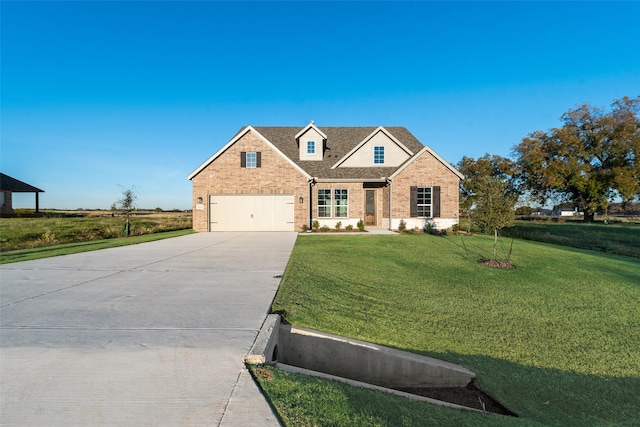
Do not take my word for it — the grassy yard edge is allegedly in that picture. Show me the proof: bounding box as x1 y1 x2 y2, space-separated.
0 229 194 264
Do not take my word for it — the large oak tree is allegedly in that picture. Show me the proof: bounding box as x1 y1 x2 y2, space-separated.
514 96 640 222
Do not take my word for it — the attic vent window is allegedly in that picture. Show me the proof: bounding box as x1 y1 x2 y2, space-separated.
374 146 385 164
307 141 315 154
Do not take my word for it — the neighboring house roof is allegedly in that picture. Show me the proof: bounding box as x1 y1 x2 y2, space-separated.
189 124 462 181
0 173 44 193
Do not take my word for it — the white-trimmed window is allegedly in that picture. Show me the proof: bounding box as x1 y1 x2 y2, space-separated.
417 187 432 217
318 189 331 218
334 189 348 218
307 141 315 154
246 152 257 168
374 146 385 164
241 151 261 168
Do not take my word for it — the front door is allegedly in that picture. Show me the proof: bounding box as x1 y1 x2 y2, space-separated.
365 190 376 226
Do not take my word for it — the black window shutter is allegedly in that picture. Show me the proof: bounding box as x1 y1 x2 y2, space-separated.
240 152 246 168
410 186 417 217
256 152 261 168
433 186 441 218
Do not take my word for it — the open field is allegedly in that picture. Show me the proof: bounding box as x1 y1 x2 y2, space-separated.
261 234 640 426
0 210 192 252
503 220 640 258
0 229 194 264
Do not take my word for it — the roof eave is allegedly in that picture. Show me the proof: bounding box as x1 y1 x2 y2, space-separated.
389 146 464 180
188 126 312 181
331 126 414 169
294 120 328 141
314 177 388 183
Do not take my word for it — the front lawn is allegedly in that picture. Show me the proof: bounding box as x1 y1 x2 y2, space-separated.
262 234 640 426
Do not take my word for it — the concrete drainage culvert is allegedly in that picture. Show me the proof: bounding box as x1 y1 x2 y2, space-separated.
247 314 517 417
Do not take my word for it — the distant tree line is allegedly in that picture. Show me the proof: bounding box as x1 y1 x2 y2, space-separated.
458 96 640 232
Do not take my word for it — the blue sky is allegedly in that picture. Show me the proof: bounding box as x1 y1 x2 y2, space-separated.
2 1 639 210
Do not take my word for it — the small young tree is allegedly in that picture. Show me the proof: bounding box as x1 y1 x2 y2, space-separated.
458 155 518 260
473 176 517 260
116 186 137 236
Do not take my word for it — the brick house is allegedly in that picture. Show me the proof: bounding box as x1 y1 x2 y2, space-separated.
188 121 463 232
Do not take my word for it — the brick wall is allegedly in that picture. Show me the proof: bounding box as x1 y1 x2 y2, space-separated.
190 131 309 231
391 151 460 229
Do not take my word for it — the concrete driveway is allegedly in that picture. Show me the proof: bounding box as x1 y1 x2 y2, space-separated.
1 232 296 426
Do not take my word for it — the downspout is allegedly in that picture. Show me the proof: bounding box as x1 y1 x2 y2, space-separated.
206 192 211 232
386 178 392 231
308 178 315 230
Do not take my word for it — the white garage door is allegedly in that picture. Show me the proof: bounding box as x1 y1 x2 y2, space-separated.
209 195 295 231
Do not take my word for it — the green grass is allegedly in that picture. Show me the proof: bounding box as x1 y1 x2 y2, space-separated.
0 210 192 252
262 234 640 426
0 229 194 264
502 221 640 258
251 365 531 427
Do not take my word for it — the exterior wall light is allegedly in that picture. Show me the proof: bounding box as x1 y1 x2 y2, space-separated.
299 196 304 204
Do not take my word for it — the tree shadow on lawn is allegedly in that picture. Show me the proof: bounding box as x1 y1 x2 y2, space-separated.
404 350 640 426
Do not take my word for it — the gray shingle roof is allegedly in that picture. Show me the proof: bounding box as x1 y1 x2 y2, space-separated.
252 126 424 180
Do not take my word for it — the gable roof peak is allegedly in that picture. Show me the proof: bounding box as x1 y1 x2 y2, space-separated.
295 120 328 141
187 126 311 180
330 126 414 169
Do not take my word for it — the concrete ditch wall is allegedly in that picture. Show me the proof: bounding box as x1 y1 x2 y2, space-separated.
247 314 475 389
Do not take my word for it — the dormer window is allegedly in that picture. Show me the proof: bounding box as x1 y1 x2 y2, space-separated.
296 121 327 161
374 146 385 164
